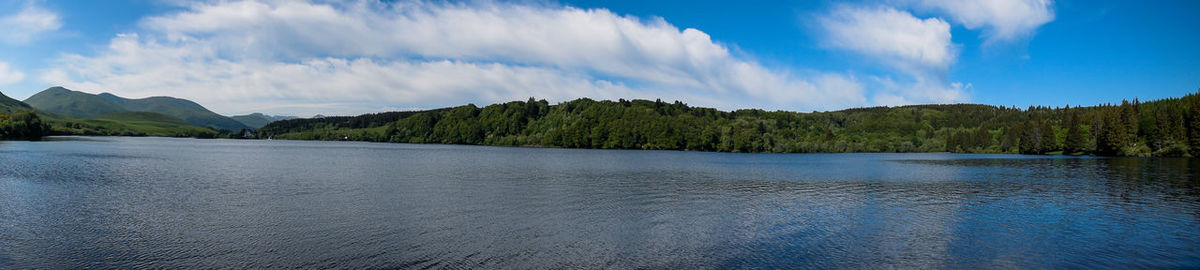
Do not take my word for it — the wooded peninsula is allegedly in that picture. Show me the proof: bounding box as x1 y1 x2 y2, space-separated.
257 91 1200 157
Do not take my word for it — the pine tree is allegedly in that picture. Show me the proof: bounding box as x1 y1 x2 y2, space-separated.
1001 126 1018 152
1064 111 1084 154
1015 115 1053 155
1018 121 1036 154
1039 119 1057 154
1188 96 1200 156
1096 106 1125 156
1120 100 1138 148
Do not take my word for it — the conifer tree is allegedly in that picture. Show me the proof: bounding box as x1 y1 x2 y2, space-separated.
1120 100 1138 147
1064 112 1084 154
1001 126 1017 152
1096 107 1125 156
1018 121 1036 154
1039 119 1056 154
1188 96 1200 156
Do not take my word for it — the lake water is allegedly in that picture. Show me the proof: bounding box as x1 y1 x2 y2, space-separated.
1 137 1198 269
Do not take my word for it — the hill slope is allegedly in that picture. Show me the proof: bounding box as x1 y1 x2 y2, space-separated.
231 113 296 129
0 90 33 113
25 87 248 131
89 111 191 125
23 87 126 117
47 111 218 138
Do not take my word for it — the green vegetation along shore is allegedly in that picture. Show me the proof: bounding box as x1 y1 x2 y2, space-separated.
259 91 1200 157
1 91 49 140
0 110 49 140
6 84 1200 158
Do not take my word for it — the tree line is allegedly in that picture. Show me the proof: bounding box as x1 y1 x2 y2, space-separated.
258 91 1200 157
0 110 50 140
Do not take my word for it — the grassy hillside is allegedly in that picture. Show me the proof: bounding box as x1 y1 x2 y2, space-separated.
259 92 1200 157
23 87 126 117
0 90 33 113
19 87 224 138
25 87 248 131
126 96 247 131
232 113 272 129
231 113 296 129
90 111 191 125
46 111 219 138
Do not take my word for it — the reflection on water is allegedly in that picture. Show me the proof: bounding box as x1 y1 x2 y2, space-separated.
1 137 1198 268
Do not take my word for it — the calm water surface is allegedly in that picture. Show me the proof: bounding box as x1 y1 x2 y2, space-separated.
1 137 1198 268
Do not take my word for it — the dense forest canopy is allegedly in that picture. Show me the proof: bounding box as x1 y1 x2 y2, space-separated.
0 110 50 140
260 92 1200 157
257 109 448 135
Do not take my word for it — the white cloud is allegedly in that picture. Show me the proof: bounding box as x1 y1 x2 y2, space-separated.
0 62 25 85
0 2 62 44
820 6 956 71
911 0 1054 43
43 0 868 115
820 6 967 105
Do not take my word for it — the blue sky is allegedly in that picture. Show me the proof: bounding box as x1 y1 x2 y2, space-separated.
0 0 1196 116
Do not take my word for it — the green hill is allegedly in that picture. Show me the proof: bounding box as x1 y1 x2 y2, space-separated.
1 91 49 140
23 87 126 117
46 111 218 138
89 111 191 125
0 90 33 113
25 87 248 131
231 113 296 129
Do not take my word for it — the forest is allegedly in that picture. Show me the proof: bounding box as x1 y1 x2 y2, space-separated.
259 91 1200 157
0 110 50 140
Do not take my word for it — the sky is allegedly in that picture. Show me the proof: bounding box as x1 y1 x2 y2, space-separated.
0 0 1196 116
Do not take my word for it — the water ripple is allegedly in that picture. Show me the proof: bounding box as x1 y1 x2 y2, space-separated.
1 139 1198 268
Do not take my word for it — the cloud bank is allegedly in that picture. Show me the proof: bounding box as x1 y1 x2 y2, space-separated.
40 0 1055 115
46 0 871 115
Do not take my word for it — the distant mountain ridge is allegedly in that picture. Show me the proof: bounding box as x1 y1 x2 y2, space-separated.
0 90 33 113
231 113 297 129
24 87 248 131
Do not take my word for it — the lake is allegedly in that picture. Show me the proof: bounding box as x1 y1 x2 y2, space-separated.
1 137 1198 268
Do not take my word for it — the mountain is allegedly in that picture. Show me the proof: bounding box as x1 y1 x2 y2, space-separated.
231 113 297 129
0 90 33 113
25 87 248 131
22 87 125 117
